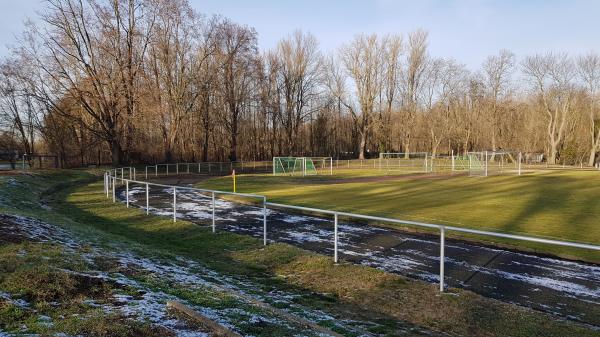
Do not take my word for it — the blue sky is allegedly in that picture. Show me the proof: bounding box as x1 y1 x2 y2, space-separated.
2 0 599 69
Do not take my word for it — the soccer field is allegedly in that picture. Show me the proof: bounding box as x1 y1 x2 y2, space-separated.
199 169 600 262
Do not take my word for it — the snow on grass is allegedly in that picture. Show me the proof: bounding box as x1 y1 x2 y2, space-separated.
2 214 376 337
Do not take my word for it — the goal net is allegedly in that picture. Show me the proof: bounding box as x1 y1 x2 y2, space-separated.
273 157 332 176
379 152 430 172
467 151 522 176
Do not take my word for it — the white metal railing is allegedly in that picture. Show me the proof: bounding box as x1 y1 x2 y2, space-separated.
143 161 273 179
104 168 600 293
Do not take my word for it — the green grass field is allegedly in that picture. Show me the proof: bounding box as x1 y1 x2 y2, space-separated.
199 169 600 262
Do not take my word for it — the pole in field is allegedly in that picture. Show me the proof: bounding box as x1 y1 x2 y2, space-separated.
263 197 267 246
146 183 149 215
232 169 236 193
334 212 339 263
126 180 129 208
485 151 489 177
173 187 177 222
440 226 445 292
212 192 216 233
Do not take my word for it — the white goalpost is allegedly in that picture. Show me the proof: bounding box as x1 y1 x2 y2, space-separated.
467 151 522 177
378 152 431 172
272 157 333 176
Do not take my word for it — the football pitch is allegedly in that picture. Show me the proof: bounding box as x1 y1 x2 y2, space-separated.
198 169 600 262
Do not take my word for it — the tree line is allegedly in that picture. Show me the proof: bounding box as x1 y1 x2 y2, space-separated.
1 0 599 167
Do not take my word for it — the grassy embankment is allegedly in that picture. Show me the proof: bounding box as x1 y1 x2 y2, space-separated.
198 170 600 262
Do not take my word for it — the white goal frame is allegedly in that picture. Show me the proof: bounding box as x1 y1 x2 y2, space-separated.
378 152 430 172
272 157 333 176
467 151 523 177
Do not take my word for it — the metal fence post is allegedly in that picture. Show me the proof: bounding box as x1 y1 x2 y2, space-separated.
263 196 267 246
212 192 216 233
112 177 116 202
155 165 158 177
105 173 109 197
173 187 177 222
440 226 445 292
518 152 522 176
176 163 179 175
334 212 339 263
451 150 455 172
133 168 136 180
125 180 129 208
485 151 489 177
146 183 149 215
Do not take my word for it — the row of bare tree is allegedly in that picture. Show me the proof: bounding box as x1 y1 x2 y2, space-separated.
1 0 599 167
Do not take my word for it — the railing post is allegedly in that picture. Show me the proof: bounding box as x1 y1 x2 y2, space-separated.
103 173 107 195
187 163 190 174
212 192 216 233
145 166 148 180
155 165 158 177
518 152 522 176
176 163 179 175
440 226 445 292
105 173 109 197
451 150 455 172
146 183 149 215
173 187 177 222
334 212 339 263
112 177 116 202
133 168 136 180
125 180 129 208
263 196 267 246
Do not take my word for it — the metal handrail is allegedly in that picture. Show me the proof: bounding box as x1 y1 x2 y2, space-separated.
103 168 600 293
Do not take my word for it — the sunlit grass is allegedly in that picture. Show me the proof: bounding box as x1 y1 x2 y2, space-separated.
199 170 600 262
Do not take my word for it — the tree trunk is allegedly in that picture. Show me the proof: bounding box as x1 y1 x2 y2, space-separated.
549 143 558 165
110 140 123 166
588 150 596 167
358 129 367 160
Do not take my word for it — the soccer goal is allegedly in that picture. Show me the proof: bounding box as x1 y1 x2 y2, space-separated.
467 151 523 176
273 157 333 176
379 152 430 172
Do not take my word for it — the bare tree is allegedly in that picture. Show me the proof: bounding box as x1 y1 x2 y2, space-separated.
577 52 600 166
340 34 385 159
523 53 577 164
214 19 258 162
273 30 322 155
482 50 515 150
400 29 429 156
0 57 39 159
